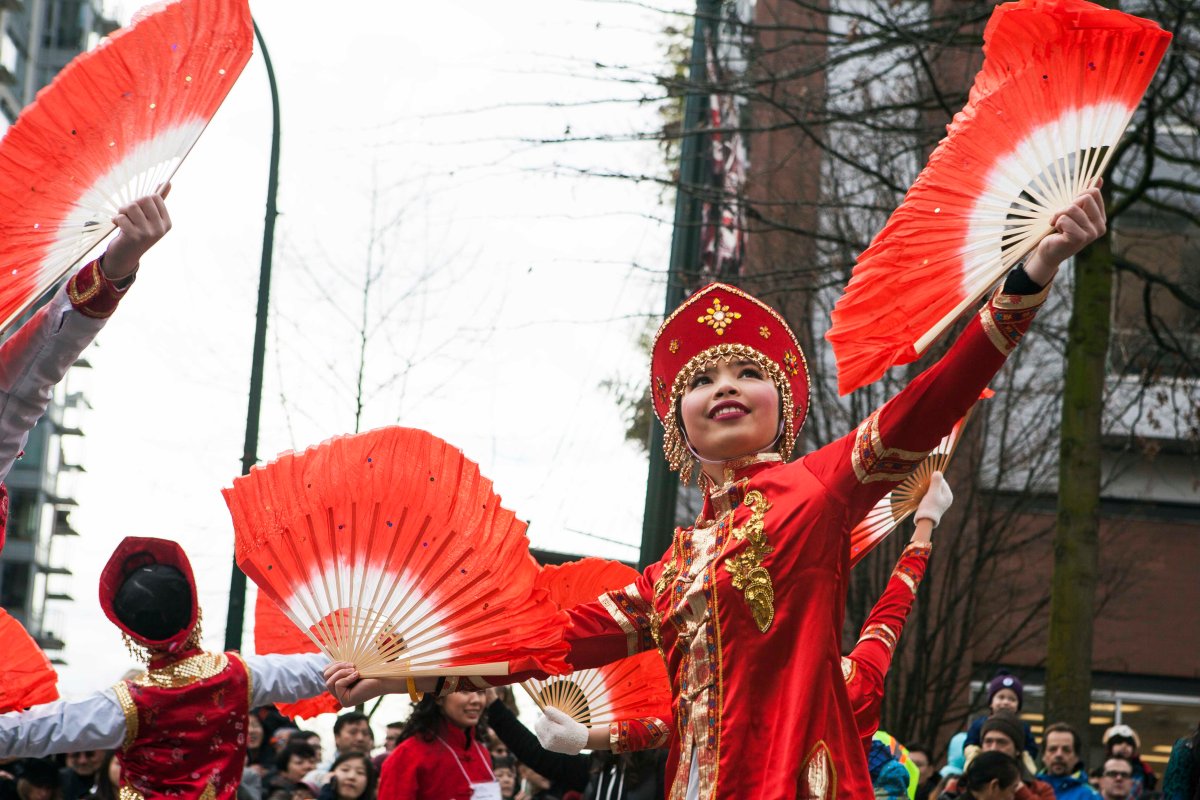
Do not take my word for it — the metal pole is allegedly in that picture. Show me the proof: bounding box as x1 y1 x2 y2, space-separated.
224 19 280 651
639 0 718 568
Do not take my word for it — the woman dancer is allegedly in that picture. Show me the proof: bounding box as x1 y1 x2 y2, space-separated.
328 188 1105 800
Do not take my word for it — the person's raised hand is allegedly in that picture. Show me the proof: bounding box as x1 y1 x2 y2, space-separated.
1024 182 1106 286
534 706 588 754
914 471 953 529
102 184 172 282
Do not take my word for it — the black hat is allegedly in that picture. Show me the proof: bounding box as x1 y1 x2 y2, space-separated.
16 758 60 788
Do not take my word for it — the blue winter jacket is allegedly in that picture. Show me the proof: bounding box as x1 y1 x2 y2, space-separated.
1036 769 1101 800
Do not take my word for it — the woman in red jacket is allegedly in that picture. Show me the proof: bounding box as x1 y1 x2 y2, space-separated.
378 688 499 800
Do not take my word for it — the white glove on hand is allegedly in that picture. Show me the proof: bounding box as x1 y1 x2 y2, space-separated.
534 706 589 755
914 471 953 527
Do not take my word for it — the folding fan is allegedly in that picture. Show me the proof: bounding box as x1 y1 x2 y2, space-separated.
0 608 59 713
848 391 991 566
826 0 1171 395
0 0 252 334
253 590 341 719
523 559 673 727
223 426 570 679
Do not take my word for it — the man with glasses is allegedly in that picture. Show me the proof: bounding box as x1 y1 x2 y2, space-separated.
1098 757 1134 800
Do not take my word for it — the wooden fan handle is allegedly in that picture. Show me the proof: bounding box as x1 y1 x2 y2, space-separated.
357 661 510 678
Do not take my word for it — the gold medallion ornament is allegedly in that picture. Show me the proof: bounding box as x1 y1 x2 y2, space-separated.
723 490 775 632
696 297 741 335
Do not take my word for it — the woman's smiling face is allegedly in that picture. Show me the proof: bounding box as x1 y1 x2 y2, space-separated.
680 358 781 464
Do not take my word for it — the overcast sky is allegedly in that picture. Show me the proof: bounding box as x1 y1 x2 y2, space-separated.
44 0 691 731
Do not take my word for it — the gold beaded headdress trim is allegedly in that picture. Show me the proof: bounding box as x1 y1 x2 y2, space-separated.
663 343 797 485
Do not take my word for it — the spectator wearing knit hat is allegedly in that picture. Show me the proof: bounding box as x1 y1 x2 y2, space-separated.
964 671 1039 763
976 712 1054 800
1102 726 1156 798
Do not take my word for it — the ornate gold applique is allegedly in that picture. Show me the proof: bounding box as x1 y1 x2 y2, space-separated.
653 531 682 597
112 682 138 750
696 296 741 335
133 652 228 689
118 785 144 800
723 490 775 632
199 782 216 800
799 740 836 799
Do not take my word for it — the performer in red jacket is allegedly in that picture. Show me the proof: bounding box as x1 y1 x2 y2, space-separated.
327 188 1105 800
533 473 955 754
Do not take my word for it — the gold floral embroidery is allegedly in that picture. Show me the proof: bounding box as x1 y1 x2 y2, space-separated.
199 782 216 800
118 786 144 800
724 490 775 632
696 297 741 335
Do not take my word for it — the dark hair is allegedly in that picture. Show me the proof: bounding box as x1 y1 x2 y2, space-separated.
113 564 191 640
329 751 377 800
492 755 517 772
1043 722 1082 757
386 721 404 730
93 752 119 800
906 743 932 760
276 742 317 773
400 694 487 743
1103 756 1134 772
962 751 1020 794
334 712 371 737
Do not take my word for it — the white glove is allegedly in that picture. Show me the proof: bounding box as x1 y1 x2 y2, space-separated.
534 706 589 754
914 471 953 527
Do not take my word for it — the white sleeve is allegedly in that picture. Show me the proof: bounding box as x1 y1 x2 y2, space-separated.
244 653 331 707
0 688 127 757
0 284 108 482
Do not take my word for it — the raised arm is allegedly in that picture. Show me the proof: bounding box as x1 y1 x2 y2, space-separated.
806 188 1104 519
0 192 171 484
845 474 951 737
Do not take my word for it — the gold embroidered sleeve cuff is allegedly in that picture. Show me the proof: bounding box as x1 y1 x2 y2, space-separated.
67 258 135 319
599 584 655 656
979 282 1051 355
851 408 931 484
858 623 900 653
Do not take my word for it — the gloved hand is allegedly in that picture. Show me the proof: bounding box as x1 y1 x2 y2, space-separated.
914 471 953 527
534 706 589 754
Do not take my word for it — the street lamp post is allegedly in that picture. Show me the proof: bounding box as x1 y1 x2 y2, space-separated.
224 19 281 651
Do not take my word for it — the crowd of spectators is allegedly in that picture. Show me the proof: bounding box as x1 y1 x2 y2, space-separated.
0 675 1195 800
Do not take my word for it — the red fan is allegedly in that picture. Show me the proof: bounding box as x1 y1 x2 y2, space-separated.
253 590 341 720
0 0 252 334
0 608 59 712
827 0 1171 395
224 426 570 679
848 391 991 565
523 559 672 727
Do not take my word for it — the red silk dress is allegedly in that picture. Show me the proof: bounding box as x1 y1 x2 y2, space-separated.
492 284 1047 799
112 650 253 800
608 542 932 757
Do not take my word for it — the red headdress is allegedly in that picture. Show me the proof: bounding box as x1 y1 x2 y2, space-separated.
650 283 810 482
99 536 200 657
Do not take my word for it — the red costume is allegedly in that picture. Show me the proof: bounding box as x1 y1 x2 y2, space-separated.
450 278 1046 798
604 541 932 753
379 720 496 800
100 537 253 800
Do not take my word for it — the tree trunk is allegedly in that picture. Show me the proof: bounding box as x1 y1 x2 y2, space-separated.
1044 225 1113 754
